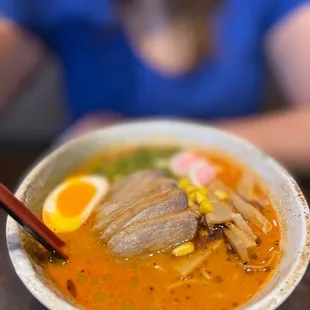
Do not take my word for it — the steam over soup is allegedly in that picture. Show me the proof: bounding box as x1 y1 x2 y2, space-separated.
42 147 281 310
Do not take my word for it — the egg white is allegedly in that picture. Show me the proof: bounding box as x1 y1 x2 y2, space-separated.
43 175 109 233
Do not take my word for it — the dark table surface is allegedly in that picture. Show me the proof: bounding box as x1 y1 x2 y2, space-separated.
1 143 310 310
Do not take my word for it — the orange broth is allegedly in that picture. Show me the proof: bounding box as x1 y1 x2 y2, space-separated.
44 148 281 310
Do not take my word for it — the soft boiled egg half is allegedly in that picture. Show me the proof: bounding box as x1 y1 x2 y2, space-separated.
43 175 109 233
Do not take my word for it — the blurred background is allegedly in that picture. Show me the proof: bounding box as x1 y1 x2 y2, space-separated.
0 1 310 308
0 29 64 145
0 22 284 145
0 27 64 188
0 14 284 187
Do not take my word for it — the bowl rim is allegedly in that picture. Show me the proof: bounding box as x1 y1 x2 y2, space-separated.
5 119 310 310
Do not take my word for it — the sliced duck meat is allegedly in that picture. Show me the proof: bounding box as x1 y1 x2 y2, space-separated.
94 176 177 231
110 169 165 198
98 169 165 217
101 187 188 241
108 209 198 256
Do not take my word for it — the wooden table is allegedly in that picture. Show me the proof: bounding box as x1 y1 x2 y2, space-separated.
0 143 310 309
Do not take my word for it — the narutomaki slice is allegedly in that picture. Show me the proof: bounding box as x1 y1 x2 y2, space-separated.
188 160 216 186
169 151 199 176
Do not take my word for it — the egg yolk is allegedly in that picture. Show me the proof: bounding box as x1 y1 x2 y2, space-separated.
43 175 110 233
57 180 96 217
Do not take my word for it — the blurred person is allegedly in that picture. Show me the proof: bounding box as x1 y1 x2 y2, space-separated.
0 0 310 173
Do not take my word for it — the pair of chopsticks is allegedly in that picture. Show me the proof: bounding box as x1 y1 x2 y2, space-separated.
0 184 68 259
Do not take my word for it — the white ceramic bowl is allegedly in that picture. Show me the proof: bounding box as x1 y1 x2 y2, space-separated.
6 120 310 310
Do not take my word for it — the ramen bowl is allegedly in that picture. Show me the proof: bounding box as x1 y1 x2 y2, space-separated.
6 120 310 310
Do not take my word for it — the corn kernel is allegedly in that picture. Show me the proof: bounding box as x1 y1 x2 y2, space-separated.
214 190 228 201
188 199 195 208
197 187 208 196
199 199 214 214
171 242 195 257
178 178 190 189
195 192 206 204
186 185 195 193
188 192 196 203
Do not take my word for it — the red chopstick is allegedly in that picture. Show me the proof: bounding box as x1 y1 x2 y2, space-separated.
0 183 68 259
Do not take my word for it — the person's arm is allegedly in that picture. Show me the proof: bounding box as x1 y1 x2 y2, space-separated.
0 1 46 114
219 107 310 174
0 19 44 113
217 3 310 175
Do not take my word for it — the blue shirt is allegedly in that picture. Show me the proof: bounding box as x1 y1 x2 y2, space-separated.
0 0 308 122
